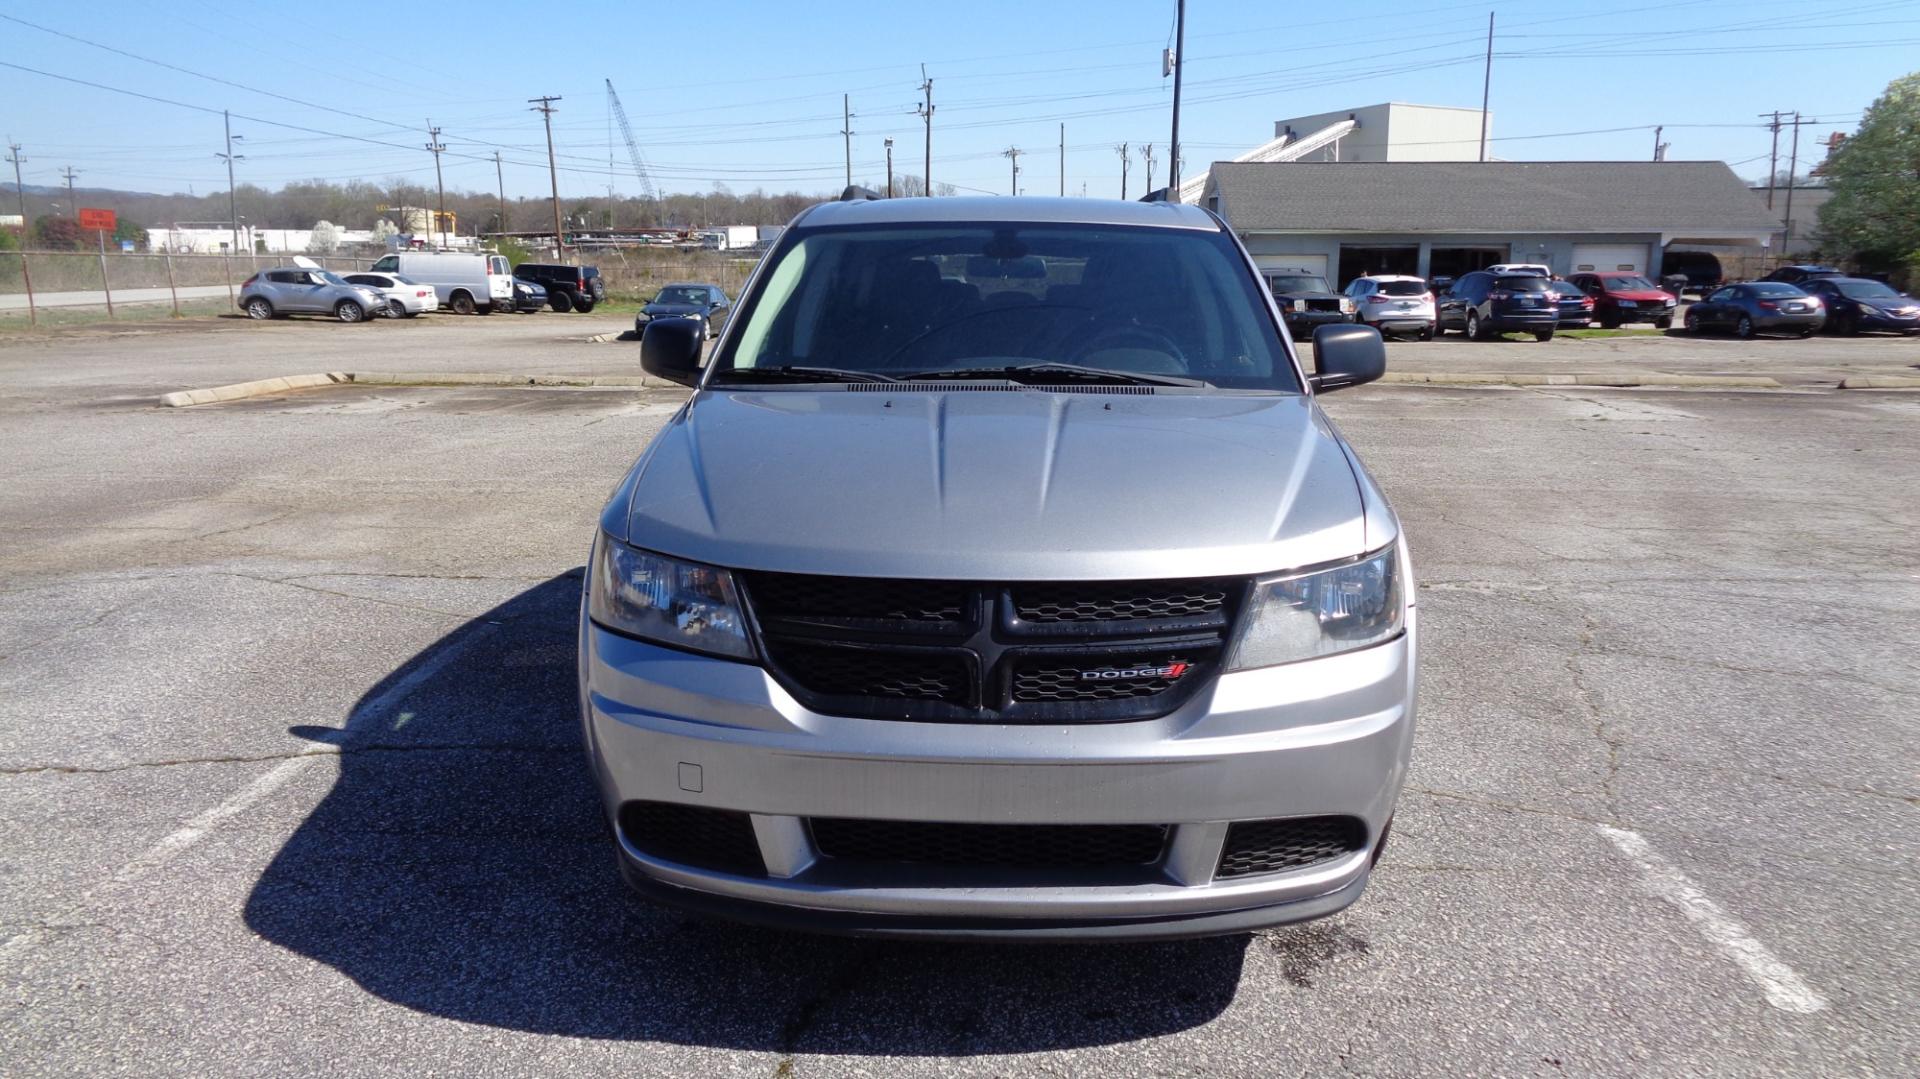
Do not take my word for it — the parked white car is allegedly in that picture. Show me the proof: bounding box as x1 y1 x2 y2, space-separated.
343 272 440 318
1485 263 1551 278
367 251 514 314
1345 275 1437 339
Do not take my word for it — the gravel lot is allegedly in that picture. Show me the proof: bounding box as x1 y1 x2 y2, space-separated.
1 321 1916 1076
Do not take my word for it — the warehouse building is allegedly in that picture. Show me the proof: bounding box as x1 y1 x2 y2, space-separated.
1201 160 1780 287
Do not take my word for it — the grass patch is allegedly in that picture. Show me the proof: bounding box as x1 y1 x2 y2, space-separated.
0 297 232 331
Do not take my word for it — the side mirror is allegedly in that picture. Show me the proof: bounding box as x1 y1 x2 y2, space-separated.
1309 324 1387 393
641 319 705 387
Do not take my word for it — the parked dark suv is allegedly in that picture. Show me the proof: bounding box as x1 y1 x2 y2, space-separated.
1266 270 1354 339
1437 271 1558 341
1760 264 1843 286
512 263 606 312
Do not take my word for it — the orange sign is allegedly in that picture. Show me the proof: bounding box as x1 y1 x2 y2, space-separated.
78 207 116 231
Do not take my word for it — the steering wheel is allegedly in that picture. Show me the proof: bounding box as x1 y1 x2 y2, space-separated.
1066 324 1190 372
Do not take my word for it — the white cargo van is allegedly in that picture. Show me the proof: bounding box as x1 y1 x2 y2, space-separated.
369 252 514 314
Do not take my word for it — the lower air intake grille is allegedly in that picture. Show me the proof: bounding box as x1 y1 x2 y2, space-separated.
810 818 1169 868
776 645 970 703
619 801 766 877
1216 816 1367 878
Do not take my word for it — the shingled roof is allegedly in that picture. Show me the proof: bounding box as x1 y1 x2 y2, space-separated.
1208 161 1778 234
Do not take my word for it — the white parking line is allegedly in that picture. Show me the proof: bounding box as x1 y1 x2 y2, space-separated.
0 626 489 963
1598 825 1829 1014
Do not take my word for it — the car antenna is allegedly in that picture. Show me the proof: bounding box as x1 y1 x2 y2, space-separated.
838 185 882 202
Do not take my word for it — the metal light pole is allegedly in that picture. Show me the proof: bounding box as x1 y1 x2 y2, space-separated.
917 65 934 193
884 138 894 198
217 112 245 253
841 94 854 189
1478 12 1495 162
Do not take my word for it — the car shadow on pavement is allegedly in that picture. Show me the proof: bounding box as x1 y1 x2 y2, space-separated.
244 572 1246 1052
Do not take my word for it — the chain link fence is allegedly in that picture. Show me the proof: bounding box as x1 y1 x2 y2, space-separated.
0 250 375 326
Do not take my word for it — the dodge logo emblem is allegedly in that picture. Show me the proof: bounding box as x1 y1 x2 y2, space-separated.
1079 662 1191 682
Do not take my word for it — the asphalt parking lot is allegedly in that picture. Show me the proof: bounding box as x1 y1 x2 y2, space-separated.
2 320 1917 1075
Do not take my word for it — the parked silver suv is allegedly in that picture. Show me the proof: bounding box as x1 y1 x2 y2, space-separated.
238 267 385 323
582 195 1416 939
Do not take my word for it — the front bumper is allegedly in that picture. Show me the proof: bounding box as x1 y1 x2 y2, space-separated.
1859 309 1920 332
1605 303 1677 324
1283 310 1352 333
580 602 1417 939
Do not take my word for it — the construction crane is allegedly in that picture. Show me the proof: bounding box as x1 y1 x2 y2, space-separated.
605 80 659 213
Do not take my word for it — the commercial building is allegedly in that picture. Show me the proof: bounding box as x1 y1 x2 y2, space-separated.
1202 160 1780 287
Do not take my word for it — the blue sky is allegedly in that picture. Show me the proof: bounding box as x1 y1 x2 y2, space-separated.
3 0 1915 202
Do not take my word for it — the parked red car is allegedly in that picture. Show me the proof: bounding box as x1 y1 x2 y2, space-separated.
1567 271 1679 330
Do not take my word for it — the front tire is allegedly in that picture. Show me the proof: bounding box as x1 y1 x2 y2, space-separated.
450 292 476 316
335 300 366 323
573 297 596 313
549 290 573 313
1834 312 1858 336
1654 316 1672 330
1735 315 1755 339
1534 327 1555 342
244 297 273 320
1684 310 1701 334
1600 313 1621 330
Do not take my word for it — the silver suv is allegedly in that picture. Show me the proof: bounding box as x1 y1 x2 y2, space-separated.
238 267 385 323
582 195 1416 939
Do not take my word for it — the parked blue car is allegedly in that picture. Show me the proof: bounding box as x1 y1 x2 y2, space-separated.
1799 277 1920 336
1683 282 1825 338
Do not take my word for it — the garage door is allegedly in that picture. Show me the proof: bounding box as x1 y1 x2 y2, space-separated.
1253 254 1328 278
1570 244 1650 273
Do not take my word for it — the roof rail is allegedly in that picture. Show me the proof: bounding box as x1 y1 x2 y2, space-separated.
838 185 883 202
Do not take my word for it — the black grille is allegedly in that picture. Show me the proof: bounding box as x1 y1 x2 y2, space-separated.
1014 581 1230 624
619 801 766 876
740 571 1244 724
1012 657 1197 702
775 644 969 703
746 571 967 625
810 818 1169 868
1216 816 1367 878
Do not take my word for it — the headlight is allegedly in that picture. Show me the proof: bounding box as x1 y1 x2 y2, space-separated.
1339 297 1356 313
588 538 753 659
1226 546 1403 670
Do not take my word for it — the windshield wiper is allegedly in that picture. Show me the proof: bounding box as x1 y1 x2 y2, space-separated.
714 365 899 384
900 363 1208 388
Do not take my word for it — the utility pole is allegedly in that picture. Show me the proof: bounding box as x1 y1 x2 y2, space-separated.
841 94 855 189
1059 123 1065 196
1139 143 1155 196
1003 146 1022 197
425 120 447 249
529 95 564 254
1760 111 1783 209
1478 12 1495 162
884 137 894 198
1782 112 1816 256
5 141 25 224
1115 142 1129 199
1167 0 1187 201
217 110 244 254
494 150 507 236
61 165 80 207
1652 125 1667 162
917 65 935 194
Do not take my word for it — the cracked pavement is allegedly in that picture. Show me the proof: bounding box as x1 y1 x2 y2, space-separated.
1 332 1916 1076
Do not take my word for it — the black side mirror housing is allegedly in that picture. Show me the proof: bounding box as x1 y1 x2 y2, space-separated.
641 319 705 387
1309 323 1387 393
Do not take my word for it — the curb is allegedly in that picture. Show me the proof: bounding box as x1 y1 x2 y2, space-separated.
1381 371 1783 389
1839 376 1920 389
158 370 679 406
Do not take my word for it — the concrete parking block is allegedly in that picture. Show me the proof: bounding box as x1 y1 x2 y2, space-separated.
1840 376 1920 389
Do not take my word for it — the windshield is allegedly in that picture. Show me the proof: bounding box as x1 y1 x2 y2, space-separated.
1375 280 1426 297
712 223 1299 391
1603 275 1658 291
1549 281 1584 296
1494 276 1550 292
654 286 709 305
1837 279 1899 299
1268 274 1330 294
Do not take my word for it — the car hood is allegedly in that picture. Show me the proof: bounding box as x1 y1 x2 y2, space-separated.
643 302 705 317
1848 295 1911 310
615 389 1376 580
